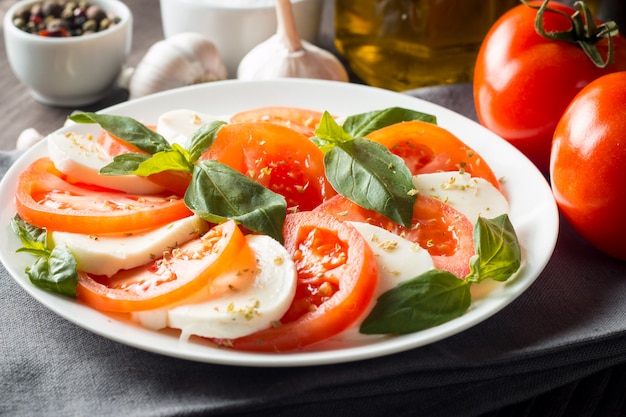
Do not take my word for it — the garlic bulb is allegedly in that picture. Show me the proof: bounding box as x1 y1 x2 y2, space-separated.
128 32 228 99
237 0 348 82
16 128 43 150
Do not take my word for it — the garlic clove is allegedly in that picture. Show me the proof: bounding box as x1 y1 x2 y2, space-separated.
129 32 228 99
237 0 348 82
238 36 348 81
16 128 44 150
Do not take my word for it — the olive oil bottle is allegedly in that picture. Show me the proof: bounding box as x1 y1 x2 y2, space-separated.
334 0 520 91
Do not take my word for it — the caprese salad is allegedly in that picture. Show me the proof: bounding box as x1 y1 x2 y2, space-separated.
11 106 522 352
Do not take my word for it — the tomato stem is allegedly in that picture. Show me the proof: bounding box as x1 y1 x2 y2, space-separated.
521 0 619 68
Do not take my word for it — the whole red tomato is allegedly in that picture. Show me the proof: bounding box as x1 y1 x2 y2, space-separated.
474 0 626 172
550 71 626 261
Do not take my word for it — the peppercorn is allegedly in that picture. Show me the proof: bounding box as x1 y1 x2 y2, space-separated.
13 17 27 30
42 1 63 18
82 19 97 33
85 5 106 22
13 0 119 37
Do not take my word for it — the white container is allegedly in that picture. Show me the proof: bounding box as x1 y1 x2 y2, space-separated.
3 0 132 107
159 0 323 78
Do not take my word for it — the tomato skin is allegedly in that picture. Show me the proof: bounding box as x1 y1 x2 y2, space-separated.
229 106 325 137
550 71 626 261
219 211 378 352
366 120 501 190
76 220 252 312
316 194 475 278
202 122 336 211
14 157 192 234
474 1 626 172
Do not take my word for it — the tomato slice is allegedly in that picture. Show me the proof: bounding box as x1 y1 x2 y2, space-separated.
201 122 336 211
229 106 326 137
217 211 379 352
15 157 192 234
366 120 501 190
316 194 475 278
76 220 252 312
98 130 192 196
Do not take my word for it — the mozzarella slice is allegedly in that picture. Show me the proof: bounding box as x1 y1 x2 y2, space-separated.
412 171 509 224
331 222 434 343
352 222 434 296
47 132 165 195
134 234 298 340
50 215 208 277
156 109 226 146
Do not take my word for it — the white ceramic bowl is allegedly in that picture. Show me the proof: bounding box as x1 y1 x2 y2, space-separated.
159 0 323 78
3 0 132 107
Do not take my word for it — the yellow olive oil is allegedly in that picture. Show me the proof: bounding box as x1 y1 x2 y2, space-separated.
334 0 520 91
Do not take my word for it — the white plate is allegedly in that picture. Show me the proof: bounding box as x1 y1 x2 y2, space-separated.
0 79 559 367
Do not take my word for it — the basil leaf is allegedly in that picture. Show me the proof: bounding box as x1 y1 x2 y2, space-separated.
11 214 48 257
324 137 416 227
69 112 171 154
133 144 195 176
184 160 287 243
316 111 354 144
360 269 471 335
99 120 224 177
102 144 195 177
342 107 437 138
100 153 151 176
466 214 522 283
26 245 78 298
11 215 78 298
187 120 227 162
311 111 353 153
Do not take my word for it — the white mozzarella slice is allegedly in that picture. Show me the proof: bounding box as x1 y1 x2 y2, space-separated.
351 222 434 296
156 109 226 146
50 215 208 277
331 222 435 343
412 171 509 224
135 234 297 340
47 132 165 195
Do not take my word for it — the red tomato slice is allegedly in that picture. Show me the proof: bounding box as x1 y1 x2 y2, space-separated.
201 122 336 211
229 106 326 137
366 120 501 190
217 211 379 352
97 130 192 196
15 157 192 234
76 220 252 312
316 194 475 278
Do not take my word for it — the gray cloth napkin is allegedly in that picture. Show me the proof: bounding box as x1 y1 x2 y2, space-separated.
2 92 626 417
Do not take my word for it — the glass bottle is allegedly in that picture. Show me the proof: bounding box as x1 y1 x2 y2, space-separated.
333 0 527 91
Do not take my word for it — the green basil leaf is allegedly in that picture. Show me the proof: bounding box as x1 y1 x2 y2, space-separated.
342 107 437 138
11 215 78 297
26 245 78 298
360 269 471 335
184 160 287 243
187 120 227 162
100 153 151 176
315 111 355 144
101 144 195 177
134 144 194 176
466 214 522 283
69 112 171 154
311 111 354 153
324 137 416 227
11 214 48 257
